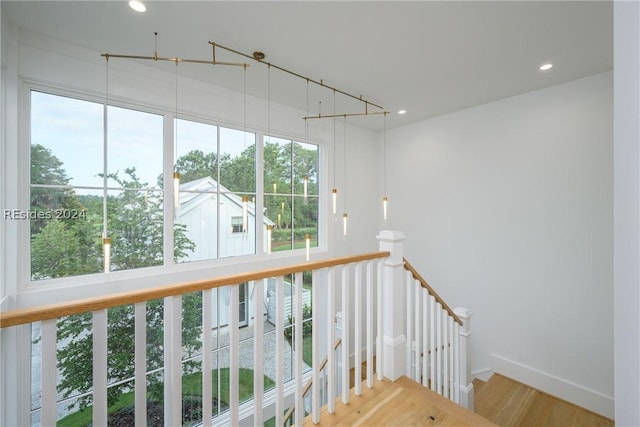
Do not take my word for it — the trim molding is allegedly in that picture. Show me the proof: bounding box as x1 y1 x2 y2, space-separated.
491 353 614 419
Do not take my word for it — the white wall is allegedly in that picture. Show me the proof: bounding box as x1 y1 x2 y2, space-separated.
383 72 614 417
614 2 640 426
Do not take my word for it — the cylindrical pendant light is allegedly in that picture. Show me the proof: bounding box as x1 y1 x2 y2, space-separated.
305 233 311 261
343 213 348 236
173 171 181 208
266 225 272 254
242 195 249 233
332 188 337 215
103 235 111 273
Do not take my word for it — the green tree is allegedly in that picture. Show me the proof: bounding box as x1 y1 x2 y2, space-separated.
30 144 85 235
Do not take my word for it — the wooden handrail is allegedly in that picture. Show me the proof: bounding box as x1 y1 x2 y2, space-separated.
403 258 463 326
0 251 389 328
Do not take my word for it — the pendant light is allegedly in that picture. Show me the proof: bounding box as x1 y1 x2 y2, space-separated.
242 195 249 233
266 225 273 254
332 90 338 215
382 112 389 221
305 233 311 261
102 55 110 272
173 59 181 209
343 115 348 236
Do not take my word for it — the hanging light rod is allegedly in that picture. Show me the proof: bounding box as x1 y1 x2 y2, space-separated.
209 41 385 111
303 111 389 120
101 33 248 68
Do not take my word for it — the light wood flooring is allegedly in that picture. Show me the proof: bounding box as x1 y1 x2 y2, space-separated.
304 376 497 426
474 374 614 427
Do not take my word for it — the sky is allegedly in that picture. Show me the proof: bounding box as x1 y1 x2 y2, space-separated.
30 91 252 190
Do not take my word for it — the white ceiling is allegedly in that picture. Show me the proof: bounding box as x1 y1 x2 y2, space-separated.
2 1 613 131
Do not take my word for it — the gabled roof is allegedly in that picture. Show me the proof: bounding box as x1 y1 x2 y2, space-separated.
177 177 275 226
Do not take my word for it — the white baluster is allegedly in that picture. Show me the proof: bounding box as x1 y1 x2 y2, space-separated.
93 309 107 426
422 290 428 388
312 270 321 423
229 286 239 425
275 276 285 425
405 270 413 378
41 319 57 427
436 302 443 395
327 267 336 413
354 262 362 395
448 314 454 400
443 311 449 399
414 280 421 383
253 280 264 426
164 296 182 427
376 260 383 381
202 291 212 427
366 261 374 388
294 272 304 427
135 302 147 427
429 295 436 392
341 265 350 404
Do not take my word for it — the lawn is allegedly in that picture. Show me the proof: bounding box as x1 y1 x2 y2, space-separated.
57 368 275 427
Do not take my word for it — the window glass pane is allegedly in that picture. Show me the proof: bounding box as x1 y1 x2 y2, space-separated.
175 119 218 183
108 106 163 189
265 195 293 252
31 91 103 187
294 196 319 250
107 189 164 271
175 119 218 263
294 141 318 196
30 189 102 280
220 127 255 193
264 137 292 194
219 194 255 258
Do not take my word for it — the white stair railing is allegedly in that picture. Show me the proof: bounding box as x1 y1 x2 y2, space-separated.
403 257 473 409
0 251 388 427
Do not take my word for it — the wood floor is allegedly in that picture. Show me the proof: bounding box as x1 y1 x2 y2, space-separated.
304 376 497 426
474 374 614 427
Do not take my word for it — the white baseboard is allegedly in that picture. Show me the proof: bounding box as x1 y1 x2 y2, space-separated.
491 353 614 419
471 367 494 382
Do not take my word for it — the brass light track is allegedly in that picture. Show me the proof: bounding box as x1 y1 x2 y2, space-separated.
209 41 387 118
101 33 248 68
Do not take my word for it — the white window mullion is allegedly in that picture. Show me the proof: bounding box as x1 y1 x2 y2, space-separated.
134 302 147 427
202 290 213 427
92 309 108 427
41 319 57 426
253 280 264 426
163 114 175 266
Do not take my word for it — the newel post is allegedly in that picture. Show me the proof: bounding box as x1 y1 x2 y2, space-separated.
454 307 473 410
377 230 407 381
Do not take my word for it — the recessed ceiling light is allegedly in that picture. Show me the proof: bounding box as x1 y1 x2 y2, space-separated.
129 1 146 12
539 63 553 71
398 110 407 115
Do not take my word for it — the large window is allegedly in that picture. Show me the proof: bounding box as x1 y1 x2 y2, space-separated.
28 90 321 281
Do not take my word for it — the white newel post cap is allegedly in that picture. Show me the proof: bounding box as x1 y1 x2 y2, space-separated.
376 230 407 264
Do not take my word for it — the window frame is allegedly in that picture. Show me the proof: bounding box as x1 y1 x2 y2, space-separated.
20 82 327 289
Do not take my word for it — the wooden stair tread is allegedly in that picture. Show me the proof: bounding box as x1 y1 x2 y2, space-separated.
304 376 497 426
474 374 614 427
